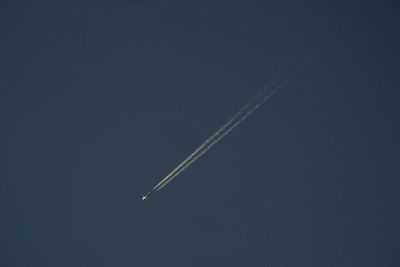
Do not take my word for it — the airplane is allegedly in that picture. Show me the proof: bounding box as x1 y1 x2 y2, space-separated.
141 194 149 200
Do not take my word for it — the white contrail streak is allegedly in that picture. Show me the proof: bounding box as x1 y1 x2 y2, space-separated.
151 101 251 191
142 62 307 199
153 72 295 192
150 76 283 192
154 87 279 191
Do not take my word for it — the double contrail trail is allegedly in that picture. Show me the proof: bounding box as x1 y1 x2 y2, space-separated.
142 63 307 200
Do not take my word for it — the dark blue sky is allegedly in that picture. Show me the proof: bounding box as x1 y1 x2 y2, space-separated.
1 0 400 266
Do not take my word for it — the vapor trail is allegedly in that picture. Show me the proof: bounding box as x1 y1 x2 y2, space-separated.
142 62 308 199
151 101 251 191
153 73 293 192
150 76 282 192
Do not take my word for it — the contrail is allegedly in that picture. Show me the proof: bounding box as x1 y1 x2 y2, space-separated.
150 76 282 193
141 80 277 199
151 101 251 191
154 87 278 192
141 62 308 200
152 72 293 192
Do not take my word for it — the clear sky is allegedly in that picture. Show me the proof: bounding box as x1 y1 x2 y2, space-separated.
1 0 400 266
